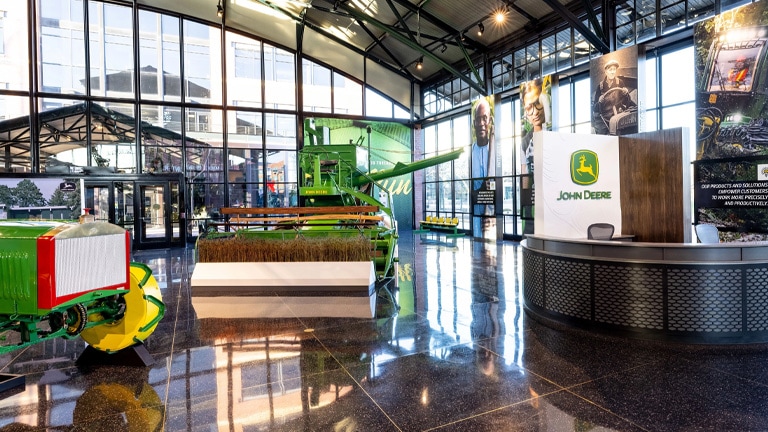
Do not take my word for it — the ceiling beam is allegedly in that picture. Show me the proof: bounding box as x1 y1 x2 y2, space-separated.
385 0 484 52
383 0 418 45
539 0 609 54
356 20 413 77
334 2 486 95
580 0 605 41
508 1 538 24
252 0 416 81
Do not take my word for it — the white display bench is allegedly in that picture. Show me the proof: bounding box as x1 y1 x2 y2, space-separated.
190 261 377 319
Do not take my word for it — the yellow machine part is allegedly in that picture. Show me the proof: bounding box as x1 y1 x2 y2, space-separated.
80 263 164 352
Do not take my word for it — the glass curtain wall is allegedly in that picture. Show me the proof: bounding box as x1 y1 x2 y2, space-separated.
0 0 405 241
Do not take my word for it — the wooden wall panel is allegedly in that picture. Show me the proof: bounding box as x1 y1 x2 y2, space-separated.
619 128 691 243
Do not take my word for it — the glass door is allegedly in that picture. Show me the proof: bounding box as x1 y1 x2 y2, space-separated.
84 176 184 250
138 183 168 245
113 181 135 237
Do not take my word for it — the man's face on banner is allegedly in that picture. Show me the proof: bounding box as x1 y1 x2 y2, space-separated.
474 100 491 146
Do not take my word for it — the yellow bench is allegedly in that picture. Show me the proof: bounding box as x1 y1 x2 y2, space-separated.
416 216 463 237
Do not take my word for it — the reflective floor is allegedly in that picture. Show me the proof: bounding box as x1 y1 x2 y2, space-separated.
3 232 768 431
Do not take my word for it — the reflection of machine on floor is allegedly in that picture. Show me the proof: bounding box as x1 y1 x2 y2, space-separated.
0 366 164 432
0 221 165 391
192 120 462 319
73 381 163 432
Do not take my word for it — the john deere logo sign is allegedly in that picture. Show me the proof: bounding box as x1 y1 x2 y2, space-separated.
570 150 599 185
557 149 612 202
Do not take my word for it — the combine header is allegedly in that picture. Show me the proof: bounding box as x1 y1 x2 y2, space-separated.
191 120 463 318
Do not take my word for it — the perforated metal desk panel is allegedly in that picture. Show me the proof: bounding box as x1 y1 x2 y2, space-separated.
522 235 768 344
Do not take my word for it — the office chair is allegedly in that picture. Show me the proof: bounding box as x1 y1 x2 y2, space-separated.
587 223 615 240
695 223 720 244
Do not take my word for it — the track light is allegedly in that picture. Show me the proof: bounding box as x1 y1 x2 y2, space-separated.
477 22 484 36
216 0 224 18
416 57 423 70
440 44 447 53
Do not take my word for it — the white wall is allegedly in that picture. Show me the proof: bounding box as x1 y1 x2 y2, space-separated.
533 131 622 238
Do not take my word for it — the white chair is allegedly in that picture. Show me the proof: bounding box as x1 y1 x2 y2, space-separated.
695 224 720 244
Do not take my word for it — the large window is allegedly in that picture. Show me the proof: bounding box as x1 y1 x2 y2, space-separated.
302 59 331 113
333 72 362 115
366 87 394 118
646 45 696 155
90 2 134 97
227 110 262 207
422 115 472 230
227 32 262 107
139 11 181 101
183 19 221 105
615 0 723 49
0 6 29 91
39 0 86 94
141 104 184 174
423 71 483 117
264 43 295 110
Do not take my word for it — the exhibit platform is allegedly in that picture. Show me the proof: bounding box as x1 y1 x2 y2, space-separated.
190 261 377 318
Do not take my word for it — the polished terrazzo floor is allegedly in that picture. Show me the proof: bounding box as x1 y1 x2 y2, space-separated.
3 231 768 431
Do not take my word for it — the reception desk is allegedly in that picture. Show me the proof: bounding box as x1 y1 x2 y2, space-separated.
522 235 768 344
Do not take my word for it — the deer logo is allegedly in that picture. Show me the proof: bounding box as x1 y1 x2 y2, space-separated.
570 150 599 185
576 155 595 178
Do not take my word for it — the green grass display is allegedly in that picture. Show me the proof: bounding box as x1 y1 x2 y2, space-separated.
197 235 372 263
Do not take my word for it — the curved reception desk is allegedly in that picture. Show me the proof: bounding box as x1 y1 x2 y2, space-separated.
522 235 768 344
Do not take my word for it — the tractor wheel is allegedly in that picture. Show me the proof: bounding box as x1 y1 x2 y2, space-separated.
80 263 165 352
65 303 88 335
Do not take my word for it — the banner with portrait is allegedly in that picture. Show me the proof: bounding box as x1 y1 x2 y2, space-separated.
470 95 502 238
590 46 641 136
519 75 554 235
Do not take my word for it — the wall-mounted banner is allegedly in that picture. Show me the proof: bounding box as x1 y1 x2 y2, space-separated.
533 131 621 238
470 94 502 238
520 75 554 175
694 1 768 239
590 46 642 136
520 75 554 236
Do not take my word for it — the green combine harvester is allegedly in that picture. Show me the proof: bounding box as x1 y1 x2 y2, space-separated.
192 120 462 318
